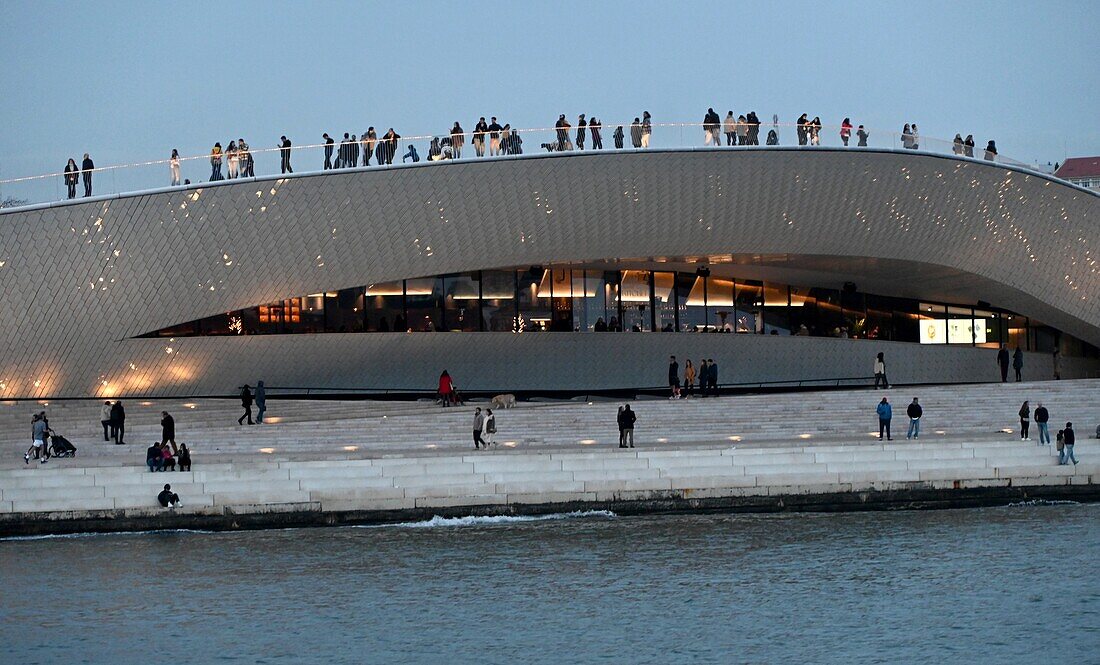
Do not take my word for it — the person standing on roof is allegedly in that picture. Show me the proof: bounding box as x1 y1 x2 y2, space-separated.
451 122 465 159
81 153 95 196
64 158 79 199
590 117 603 150
473 117 488 157
554 114 570 151
323 133 334 169
488 117 504 156
280 136 293 173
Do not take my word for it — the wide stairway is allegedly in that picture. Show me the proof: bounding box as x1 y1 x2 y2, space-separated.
0 436 1094 515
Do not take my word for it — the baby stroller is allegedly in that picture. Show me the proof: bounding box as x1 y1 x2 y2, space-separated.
49 433 77 458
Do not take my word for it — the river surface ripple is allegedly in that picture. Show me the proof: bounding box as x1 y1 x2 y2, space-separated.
1 504 1097 664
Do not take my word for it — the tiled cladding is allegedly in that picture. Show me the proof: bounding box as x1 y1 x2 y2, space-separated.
0 149 1097 398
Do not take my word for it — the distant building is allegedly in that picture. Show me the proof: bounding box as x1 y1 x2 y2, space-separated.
1054 156 1100 190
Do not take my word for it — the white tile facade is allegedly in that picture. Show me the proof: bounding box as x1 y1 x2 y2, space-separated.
0 149 1097 398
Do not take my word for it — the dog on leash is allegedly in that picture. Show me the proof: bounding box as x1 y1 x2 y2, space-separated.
491 394 517 409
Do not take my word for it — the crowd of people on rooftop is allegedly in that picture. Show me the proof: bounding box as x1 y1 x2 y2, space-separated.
54 109 1005 199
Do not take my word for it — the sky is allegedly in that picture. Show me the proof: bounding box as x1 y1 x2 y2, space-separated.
1 0 1098 200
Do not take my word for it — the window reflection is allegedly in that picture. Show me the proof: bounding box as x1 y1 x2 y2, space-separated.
136 265 1096 358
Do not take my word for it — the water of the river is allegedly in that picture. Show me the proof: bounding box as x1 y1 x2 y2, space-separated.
1 503 1097 664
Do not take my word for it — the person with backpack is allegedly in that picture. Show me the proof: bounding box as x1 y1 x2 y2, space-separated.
906 397 922 439
484 408 497 447
1034 402 1050 445
618 405 636 448
877 397 893 441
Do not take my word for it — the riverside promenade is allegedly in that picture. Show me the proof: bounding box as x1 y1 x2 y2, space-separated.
1 380 1097 536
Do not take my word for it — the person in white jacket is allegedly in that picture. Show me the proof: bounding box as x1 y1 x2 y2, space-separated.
483 409 496 447
723 111 736 146
169 149 181 186
100 401 113 441
874 352 889 389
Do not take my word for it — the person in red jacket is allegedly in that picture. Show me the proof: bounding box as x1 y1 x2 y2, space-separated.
438 370 455 407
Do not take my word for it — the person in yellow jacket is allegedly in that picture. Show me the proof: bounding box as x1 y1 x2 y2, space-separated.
684 359 696 398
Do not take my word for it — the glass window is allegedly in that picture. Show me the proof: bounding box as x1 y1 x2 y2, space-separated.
735 280 762 333
405 277 442 332
763 283 790 335
292 295 325 334
918 303 947 344
947 306 977 345
325 287 364 333
443 273 480 332
541 268 575 331
480 270 516 332
679 273 708 332
574 270 609 332
619 270 652 332
653 271 676 332
365 280 405 332
517 268 549 332
864 295 895 341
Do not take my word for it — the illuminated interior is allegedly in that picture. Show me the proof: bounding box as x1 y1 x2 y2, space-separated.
138 265 1095 356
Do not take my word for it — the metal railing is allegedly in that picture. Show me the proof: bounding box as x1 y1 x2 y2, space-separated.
0 118 1049 211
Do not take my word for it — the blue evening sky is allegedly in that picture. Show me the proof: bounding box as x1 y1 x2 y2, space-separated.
1 0 1097 191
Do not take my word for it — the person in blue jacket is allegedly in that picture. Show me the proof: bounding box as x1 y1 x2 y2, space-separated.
876 397 893 441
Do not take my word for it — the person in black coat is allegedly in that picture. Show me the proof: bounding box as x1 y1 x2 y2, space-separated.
238 385 254 425
589 117 602 150
64 158 79 199
617 405 637 448
1012 346 1024 382
111 400 126 444
161 411 176 453
81 153 95 196
279 136 293 173
323 133 334 169
707 358 719 395
177 444 192 472
157 483 180 507
997 344 1010 382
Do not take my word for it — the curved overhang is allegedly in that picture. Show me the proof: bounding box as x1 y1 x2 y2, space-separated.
0 147 1097 397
